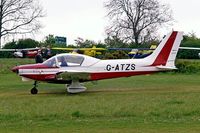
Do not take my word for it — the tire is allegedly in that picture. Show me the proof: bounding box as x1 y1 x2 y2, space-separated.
31 87 38 94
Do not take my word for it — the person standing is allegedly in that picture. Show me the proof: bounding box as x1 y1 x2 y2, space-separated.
45 45 52 59
35 50 43 63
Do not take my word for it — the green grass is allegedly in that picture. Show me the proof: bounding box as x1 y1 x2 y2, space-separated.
1 58 200 132
0 58 35 74
1 73 200 132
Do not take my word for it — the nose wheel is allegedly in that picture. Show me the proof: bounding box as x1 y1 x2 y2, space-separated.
31 81 38 94
31 87 38 94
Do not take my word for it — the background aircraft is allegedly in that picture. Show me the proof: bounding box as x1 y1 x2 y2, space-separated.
12 31 183 94
108 45 157 58
0 48 42 58
110 46 200 59
52 46 106 57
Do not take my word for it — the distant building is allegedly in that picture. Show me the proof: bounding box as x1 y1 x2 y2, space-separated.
55 36 67 45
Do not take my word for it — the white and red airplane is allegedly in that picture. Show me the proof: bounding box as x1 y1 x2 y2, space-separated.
12 31 183 94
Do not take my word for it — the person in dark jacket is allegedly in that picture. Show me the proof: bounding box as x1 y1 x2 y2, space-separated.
45 45 52 59
35 50 43 63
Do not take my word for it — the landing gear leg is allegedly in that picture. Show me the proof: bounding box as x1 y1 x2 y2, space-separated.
31 81 38 94
66 80 87 94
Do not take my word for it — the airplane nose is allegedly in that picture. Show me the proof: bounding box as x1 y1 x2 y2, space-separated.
12 66 19 73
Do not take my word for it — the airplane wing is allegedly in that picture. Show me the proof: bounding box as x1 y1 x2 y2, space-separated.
55 70 90 81
0 48 39 52
52 47 106 51
108 48 133 51
0 49 18 51
179 47 200 50
78 47 106 51
51 47 75 51
79 48 106 51
108 47 155 51
22 48 40 51
79 46 106 51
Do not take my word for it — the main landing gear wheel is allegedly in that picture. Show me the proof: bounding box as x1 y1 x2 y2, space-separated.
31 81 38 95
31 87 38 94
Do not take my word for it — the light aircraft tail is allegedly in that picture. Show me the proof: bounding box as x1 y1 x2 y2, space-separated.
144 31 183 68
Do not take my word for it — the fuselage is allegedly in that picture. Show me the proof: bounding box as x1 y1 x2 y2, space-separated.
12 53 163 84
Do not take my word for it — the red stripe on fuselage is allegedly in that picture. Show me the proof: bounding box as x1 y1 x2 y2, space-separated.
21 71 156 82
22 74 56 81
90 71 155 80
151 31 178 66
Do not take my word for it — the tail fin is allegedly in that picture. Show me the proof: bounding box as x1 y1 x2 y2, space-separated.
145 31 183 67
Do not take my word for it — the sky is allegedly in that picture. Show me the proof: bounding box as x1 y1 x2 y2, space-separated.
38 0 108 44
11 0 200 45
160 0 200 35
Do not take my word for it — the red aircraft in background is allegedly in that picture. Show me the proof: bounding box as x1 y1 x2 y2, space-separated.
0 48 42 58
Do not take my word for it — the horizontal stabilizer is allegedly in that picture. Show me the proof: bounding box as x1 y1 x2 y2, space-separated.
179 47 200 50
156 65 177 70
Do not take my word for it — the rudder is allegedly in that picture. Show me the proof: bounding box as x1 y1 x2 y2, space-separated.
144 31 183 67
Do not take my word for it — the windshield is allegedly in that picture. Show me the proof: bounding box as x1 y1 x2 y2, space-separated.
57 55 84 67
43 57 57 67
57 56 68 67
43 54 85 67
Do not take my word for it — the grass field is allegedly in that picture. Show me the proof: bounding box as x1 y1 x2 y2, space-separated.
1 59 200 132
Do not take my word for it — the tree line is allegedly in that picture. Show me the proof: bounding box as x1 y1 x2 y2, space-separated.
1 33 200 59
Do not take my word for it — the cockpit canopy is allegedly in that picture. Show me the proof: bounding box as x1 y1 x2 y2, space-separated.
43 54 99 67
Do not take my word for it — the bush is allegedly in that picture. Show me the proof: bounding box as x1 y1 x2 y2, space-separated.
177 34 200 59
0 51 14 58
104 50 129 59
175 60 200 73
